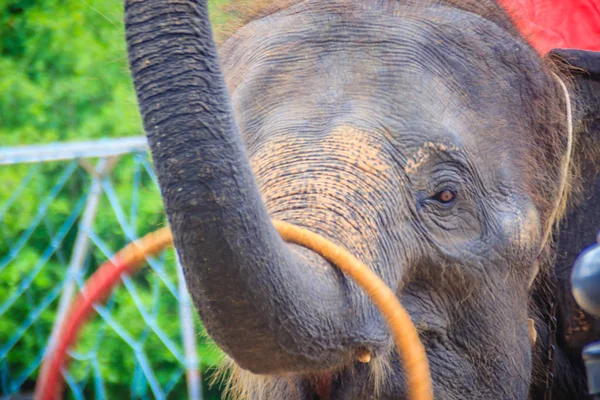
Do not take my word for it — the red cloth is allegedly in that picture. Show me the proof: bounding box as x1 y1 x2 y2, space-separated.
498 0 600 54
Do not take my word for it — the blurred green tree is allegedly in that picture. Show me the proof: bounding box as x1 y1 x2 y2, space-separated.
0 0 234 398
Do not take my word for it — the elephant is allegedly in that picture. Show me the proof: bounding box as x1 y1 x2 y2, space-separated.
123 0 600 398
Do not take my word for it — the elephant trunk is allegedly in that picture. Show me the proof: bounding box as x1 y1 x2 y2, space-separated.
124 0 387 374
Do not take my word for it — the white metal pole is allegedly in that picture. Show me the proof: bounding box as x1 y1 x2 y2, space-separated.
176 253 203 400
45 158 115 357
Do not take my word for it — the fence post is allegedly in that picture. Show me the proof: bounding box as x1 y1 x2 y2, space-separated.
45 157 117 358
176 254 203 400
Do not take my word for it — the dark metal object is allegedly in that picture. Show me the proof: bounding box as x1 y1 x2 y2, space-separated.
571 232 600 399
583 343 600 398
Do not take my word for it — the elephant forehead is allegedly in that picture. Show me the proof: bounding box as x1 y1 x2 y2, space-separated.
224 4 541 185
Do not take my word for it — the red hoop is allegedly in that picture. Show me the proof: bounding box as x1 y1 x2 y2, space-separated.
34 256 141 399
35 227 173 399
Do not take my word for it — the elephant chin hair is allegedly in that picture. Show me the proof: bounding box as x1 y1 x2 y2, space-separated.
211 349 394 400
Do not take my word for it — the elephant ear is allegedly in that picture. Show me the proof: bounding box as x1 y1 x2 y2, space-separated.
545 49 600 356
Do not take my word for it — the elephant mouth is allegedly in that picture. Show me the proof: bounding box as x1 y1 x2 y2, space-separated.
301 364 385 400
313 371 334 399
301 371 336 400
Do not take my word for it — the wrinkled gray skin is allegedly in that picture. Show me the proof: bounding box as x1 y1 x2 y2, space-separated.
124 0 598 398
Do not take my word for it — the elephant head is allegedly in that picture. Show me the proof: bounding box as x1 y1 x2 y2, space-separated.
124 0 600 398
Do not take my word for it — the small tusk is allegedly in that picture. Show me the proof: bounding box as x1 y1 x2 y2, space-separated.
528 262 540 288
357 350 372 363
528 318 537 346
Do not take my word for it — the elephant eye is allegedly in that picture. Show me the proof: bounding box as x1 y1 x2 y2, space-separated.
431 188 457 205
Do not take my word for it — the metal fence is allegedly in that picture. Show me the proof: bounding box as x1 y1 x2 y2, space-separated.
0 138 218 399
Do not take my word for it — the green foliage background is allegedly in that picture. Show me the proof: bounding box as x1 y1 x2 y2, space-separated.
0 0 233 398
